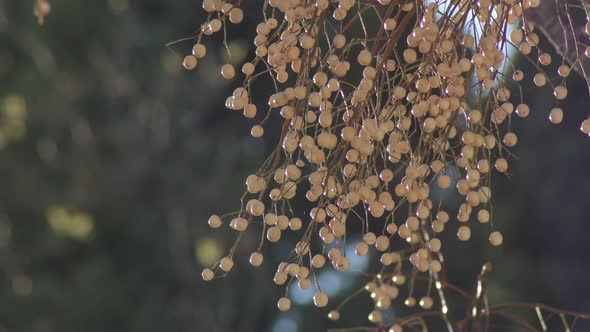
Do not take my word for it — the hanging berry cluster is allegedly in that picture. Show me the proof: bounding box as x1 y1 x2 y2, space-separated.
193 0 590 329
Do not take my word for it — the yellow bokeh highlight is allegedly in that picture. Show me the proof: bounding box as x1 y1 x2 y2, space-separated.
222 39 249 65
109 0 129 14
161 52 182 75
0 95 27 147
47 206 94 241
195 239 222 266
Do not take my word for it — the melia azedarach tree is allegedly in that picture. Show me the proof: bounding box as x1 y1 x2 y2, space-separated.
33 0 590 330
190 0 590 330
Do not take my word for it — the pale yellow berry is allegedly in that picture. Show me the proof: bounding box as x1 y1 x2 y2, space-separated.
489 231 503 246
328 248 341 261
431 160 444 173
437 174 451 189
313 291 329 307
369 310 383 323
332 34 346 49
298 278 311 290
220 256 234 272
289 217 302 231
267 226 281 242
313 72 328 87
256 22 270 35
203 0 223 13
457 226 471 241
357 49 372 66
393 274 406 285
463 35 475 48
503 132 517 147
229 8 244 23
369 201 384 217
249 252 264 267
286 263 300 275
380 169 394 183
355 242 369 256
380 253 393 266
230 217 248 231
528 0 541 7
384 18 397 30
328 310 340 321
430 260 442 272
581 119 590 134
201 268 214 281
558 65 571 77
264 213 277 226
295 241 310 256
203 19 223 35
375 235 390 251
404 297 416 307
242 62 255 75
416 205 430 219
484 135 497 149
403 48 417 63
495 158 508 173
533 73 546 87
420 296 433 309
478 209 490 223
299 34 316 49
208 214 222 228
520 42 532 55
468 110 482 125
221 64 235 79
405 216 419 231
510 29 523 43
192 44 207 58
266 18 278 29
363 232 376 245
183 55 198 70
277 297 291 311
513 70 524 81
437 211 450 223
243 104 257 118
334 256 350 271
390 324 403 332
274 271 287 285
539 53 552 65
429 238 441 252
516 104 530 118
554 86 568 100
385 59 396 71
251 125 264 137
312 254 326 268
246 199 265 216
432 220 444 233
398 224 412 238
549 107 563 124
386 223 398 234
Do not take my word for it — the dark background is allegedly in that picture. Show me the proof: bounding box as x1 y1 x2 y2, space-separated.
0 1 589 331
